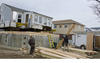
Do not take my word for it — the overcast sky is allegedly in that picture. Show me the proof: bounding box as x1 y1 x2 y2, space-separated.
0 0 100 28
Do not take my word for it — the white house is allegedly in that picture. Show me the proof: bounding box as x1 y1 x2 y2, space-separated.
0 3 53 31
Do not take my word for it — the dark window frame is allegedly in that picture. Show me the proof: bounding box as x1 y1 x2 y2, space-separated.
18 14 22 23
64 24 67 28
54 24 57 28
59 25 62 28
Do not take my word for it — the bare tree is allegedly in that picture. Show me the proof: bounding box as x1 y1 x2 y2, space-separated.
90 0 100 18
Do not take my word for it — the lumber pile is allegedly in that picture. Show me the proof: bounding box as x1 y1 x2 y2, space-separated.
36 47 87 59
68 48 98 56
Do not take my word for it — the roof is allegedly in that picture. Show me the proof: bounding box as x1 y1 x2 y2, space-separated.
91 27 100 30
74 31 100 34
52 19 84 26
2 3 53 19
3 3 29 12
32 11 53 19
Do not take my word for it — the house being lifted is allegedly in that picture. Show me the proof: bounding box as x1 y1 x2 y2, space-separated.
0 3 53 31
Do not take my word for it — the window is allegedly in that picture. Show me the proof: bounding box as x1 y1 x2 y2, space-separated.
48 22 50 25
64 24 67 28
18 15 21 18
34 15 38 22
18 14 22 23
39 16 42 23
59 25 62 28
48 19 51 26
54 24 57 28
44 17 47 25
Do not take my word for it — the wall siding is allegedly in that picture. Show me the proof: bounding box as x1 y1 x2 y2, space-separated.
1 4 12 23
54 24 84 34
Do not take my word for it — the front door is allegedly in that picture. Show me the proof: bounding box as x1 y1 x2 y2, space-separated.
25 14 29 23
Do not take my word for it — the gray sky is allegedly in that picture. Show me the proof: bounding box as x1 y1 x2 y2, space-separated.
0 0 100 28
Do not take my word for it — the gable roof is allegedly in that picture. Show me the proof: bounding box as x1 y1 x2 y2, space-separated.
91 27 100 30
3 3 29 12
2 3 53 19
53 19 84 26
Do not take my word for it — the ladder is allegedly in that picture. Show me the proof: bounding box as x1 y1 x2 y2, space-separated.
56 24 76 49
48 35 55 48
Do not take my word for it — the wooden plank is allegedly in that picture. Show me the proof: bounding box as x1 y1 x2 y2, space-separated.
95 36 100 48
39 50 66 59
56 49 87 59
56 39 64 49
37 47 76 58
86 32 94 50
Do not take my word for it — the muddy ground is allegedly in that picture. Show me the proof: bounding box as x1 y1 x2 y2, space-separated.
0 47 46 59
91 51 100 59
0 47 100 59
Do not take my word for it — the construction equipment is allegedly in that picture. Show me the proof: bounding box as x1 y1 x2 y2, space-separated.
48 35 55 48
56 24 76 49
16 22 28 27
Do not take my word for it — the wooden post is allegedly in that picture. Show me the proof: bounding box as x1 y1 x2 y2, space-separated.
86 32 94 50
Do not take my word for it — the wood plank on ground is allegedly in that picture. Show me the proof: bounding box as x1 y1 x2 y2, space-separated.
56 49 87 59
68 48 98 55
37 47 87 59
37 47 75 58
38 50 66 59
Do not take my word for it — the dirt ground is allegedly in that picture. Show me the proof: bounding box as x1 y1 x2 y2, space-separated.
0 47 46 59
0 47 100 59
91 51 100 59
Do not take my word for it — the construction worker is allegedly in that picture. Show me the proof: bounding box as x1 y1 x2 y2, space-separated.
63 35 69 51
28 36 35 55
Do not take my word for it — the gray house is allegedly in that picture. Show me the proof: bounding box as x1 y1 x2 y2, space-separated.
0 3 53 31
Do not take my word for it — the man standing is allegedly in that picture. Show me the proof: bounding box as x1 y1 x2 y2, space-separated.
28 36 35 55
63 35 69 51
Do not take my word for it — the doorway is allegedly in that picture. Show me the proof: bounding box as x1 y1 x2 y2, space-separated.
25 14 29 23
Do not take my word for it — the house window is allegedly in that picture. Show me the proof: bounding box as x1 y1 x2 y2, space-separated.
34 15 38 22
48 19 51 26
54 24 57 28
44 17 47 25
59 25 62 28
18 14 22 23
64 24 67 28
48 22 50 26
39 16 42 23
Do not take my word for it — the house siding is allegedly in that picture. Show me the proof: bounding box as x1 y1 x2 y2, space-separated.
1 4 12 23
0 3 53 30
53 23 84 34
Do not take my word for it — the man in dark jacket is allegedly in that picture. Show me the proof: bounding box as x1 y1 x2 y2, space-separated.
28 36 35 55
63 35 69 51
